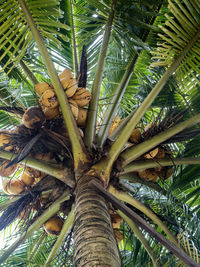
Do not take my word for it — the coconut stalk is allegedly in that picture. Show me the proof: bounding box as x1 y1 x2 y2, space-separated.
84 0 117 150
20 60 39 85
0 190 70 264
118 157 200 175
18 0 89 168
118 210 161 267
96 55 138 147
44 206 75 266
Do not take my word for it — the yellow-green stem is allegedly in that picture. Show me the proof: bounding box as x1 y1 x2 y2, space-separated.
118 210 161 267
109 185 178 246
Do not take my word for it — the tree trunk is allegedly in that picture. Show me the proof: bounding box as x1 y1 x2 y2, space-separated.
73 174 121 267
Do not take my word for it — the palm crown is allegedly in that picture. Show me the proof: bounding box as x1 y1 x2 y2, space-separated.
0 0 200 266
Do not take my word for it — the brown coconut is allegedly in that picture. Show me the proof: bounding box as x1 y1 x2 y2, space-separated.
68 99 79 120
61 78 78 98
20 173 35 186
0 160 17 177
114 229 124 243
44 215 64 236
71 88 91 107
157 167 173 180
144 148 159 159
59 68 74 80
24 166 43 179
34 82 54 96
0 130 13 151
129 128 142 144
110 213 122 228
39 89 58 109
138 168 159 182
22 107 46 129
7 179 25 195
77 108 87 127
43 107 60 120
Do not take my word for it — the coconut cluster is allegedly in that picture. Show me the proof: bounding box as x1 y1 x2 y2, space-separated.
35 68 91 127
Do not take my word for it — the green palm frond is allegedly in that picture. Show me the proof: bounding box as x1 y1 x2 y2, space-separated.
0 0 70 76
151 0 200 78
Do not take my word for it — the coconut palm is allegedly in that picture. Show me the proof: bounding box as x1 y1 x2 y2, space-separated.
0 0 200 266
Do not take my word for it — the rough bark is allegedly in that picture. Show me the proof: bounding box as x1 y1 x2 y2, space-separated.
73 174 121 267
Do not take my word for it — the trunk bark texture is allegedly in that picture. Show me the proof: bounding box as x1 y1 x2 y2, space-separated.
73 174 121 267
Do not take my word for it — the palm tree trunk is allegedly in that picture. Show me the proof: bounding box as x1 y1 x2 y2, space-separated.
73 174 121 267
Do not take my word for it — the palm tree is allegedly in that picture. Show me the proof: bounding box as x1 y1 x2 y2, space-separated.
0 0 200 266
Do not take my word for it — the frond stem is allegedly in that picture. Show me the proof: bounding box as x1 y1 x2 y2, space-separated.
20 60 39 85
84 0 117 150
118 157 200 175
118 210 161 267
96 55 138 147
44 206 75 266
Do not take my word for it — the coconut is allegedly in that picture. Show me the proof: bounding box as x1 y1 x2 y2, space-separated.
77 108 87 127
110 212 122 228
71 88 91 107
20 173 35 186
34 82 54 96
12 123 32 135
0 160 17 177
138 168 159 182
43 107 60 120
44 215 64 236
61 78 78 98
144 148 159 159
22 106 46 129
59 68 74 80
1 179 11 194
39 89 58 109
7 179 25 195
114 229 124 243
68 99 79 120
129 128 142 144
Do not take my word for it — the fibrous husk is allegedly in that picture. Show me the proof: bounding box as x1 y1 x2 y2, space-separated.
144 148 159 159
44 215 64 236
1 179 11 194
59 68 74 80
12 124 32 135
61 78 78 98
68 99 79 120
138 168 159 182
0 160 17 177
20 173 35 186
71 87 91 107
39 89 58 109
129 128 142 144
7 179 25 195
43 107 60 120
34 82 54 96
0 130 13 151
77 108 87 127
110 211 122 228
114 229 124 243
22 107 46 129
